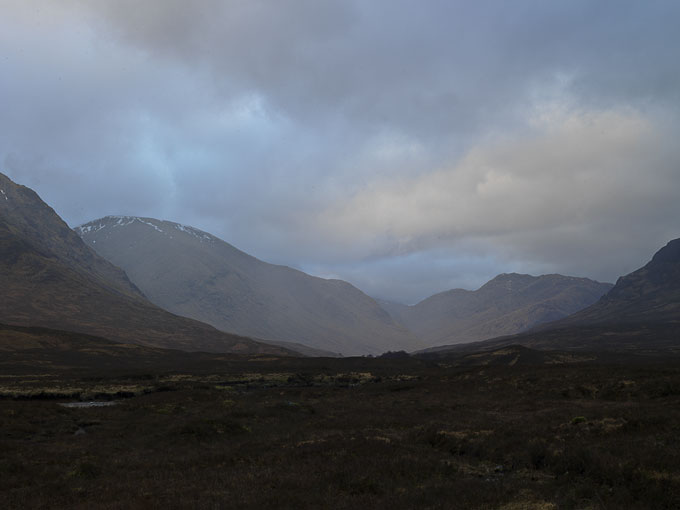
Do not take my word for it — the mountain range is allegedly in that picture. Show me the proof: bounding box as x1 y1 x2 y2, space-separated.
380 273 612 346
77 216 612 354
0 173 292 356
426 237 680 354
76 216 421 355
3 172 675 358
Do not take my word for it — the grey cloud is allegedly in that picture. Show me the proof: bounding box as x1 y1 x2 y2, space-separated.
1 1 680 303
308 109 680 288
302 248 517 305
75 1 680 135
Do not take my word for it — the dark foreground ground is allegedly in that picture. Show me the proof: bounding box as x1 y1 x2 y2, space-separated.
2 350 680 509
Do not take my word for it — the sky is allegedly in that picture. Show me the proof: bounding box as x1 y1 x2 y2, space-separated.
2 1 680 304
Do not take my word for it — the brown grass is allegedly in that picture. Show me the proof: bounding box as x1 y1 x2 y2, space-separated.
2 357 680 509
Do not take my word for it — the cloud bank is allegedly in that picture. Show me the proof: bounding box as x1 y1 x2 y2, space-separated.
1 1 679 303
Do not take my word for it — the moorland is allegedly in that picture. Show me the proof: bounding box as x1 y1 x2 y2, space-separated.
2 347 680 509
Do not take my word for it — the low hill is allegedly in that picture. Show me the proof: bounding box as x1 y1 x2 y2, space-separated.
0 322 305 374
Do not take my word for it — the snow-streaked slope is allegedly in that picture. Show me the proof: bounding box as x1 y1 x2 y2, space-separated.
0 173 293 356
76 216 422 355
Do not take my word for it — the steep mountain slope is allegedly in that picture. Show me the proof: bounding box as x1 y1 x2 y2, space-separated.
383 273 612 347
0 175 142 299
425 238 680 354
76 216 421 355
0 173 291 356
554 238 680 326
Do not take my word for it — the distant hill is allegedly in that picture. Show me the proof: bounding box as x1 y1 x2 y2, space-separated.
381 273 612 347
425 238 680 354
76 216 421 355
0 173 292 356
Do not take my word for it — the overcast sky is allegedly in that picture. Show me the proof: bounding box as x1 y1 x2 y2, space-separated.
2 1 680 303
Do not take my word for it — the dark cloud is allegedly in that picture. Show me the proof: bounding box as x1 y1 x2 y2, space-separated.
75 0 680 134
1 1 679 303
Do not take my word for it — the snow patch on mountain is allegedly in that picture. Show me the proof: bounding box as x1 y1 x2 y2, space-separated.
174 223 214 243
77 222 107 235
76 216 215 244
136 218 164 233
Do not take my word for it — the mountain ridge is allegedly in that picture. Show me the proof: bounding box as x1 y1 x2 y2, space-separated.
422 237 680 354
77 215 422 355
380 272 613 347
0 173 293 356
541 237 680 328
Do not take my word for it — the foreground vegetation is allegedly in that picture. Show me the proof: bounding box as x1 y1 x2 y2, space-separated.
2 352 680 509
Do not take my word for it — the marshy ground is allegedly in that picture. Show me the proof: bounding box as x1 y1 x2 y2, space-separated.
2 353 680 509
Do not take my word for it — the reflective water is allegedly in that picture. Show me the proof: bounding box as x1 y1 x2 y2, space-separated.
59 401 118 408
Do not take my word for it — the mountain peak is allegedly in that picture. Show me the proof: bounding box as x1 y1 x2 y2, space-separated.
547 237 680 327
77 215 420 355
611 237 680 293
1 174 290 356
386 271 612 348
77 216 217 244
483 272 535 287
648 237 680 266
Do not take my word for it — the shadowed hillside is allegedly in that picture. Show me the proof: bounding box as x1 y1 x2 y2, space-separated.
426 238 680 355
553 237 680 326
0 173 292 356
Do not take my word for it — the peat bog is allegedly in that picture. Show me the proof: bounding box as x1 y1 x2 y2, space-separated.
2 352 680 509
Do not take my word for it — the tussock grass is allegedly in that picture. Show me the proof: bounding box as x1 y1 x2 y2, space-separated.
2 358 680 509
